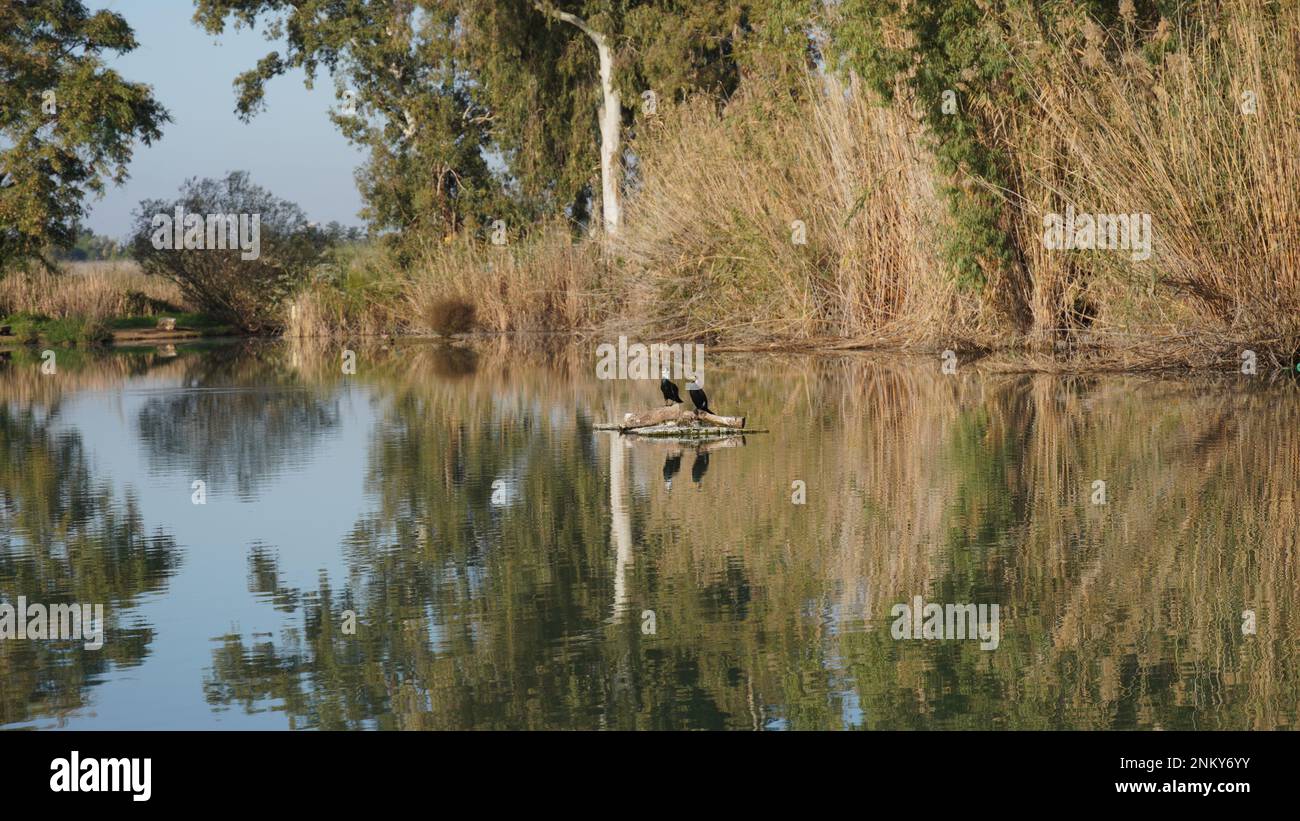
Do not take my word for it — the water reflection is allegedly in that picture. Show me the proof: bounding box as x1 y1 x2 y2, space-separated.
1 339 1297 729
136 346 342 499
0 388 181 726
662 453 681 490
690 451 710 485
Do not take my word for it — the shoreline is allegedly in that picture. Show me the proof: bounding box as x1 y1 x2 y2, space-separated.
4 326 1295 378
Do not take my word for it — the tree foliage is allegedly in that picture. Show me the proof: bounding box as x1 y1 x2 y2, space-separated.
192 0 505 255
129 172 332 333
191 0 815 246
0 0 168 272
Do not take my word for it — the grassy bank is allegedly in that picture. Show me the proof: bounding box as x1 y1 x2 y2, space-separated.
5 3 1293 372
0 313 112 346
0 261 230 346
278 2 1297 371
282 226 609 340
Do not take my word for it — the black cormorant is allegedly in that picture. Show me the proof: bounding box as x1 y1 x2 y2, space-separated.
686 378 710 414
659 368 682 405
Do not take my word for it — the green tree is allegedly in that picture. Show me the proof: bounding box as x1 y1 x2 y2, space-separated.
55 225 128 261
192 0 503 256
129 171 333 333
191 1 804 241
0 0 168 272
465 0 758 235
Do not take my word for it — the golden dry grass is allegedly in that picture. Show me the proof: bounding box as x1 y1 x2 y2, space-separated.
405 225 608 335
612 74 976 347
1007 0 1300 367
280 3 1297 372
0 260 185 321
284 227 608 340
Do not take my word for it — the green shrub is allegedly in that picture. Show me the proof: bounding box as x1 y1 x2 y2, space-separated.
129 172 333 333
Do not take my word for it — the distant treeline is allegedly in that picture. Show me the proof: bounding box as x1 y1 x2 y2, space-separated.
52 229 128 262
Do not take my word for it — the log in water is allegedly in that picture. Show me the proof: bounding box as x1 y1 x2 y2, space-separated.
596 404 750 432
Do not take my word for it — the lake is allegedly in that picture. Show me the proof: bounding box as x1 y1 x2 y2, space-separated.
1 338 1296 730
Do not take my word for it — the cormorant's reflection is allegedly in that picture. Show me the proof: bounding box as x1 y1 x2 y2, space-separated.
662 452 682 490
690 451 710 485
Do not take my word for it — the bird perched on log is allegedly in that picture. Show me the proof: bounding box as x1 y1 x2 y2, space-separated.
686 378 710 414
659 368 682 405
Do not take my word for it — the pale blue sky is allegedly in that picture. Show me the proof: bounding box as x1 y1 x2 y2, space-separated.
85 0 366 239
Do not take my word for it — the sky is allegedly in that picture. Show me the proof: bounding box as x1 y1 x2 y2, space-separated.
84 0 366 239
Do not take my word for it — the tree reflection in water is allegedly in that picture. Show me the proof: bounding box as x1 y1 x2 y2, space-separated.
199 342 1300 730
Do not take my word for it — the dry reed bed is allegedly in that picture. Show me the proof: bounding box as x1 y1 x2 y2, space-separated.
1009 0 1300 367
0 261 185 322
612 75 967 347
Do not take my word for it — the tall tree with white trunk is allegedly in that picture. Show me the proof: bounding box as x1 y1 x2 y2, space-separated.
532 3 622 234
193 0 785 240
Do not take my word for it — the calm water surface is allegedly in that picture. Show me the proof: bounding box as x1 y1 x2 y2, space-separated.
1 339 1296 729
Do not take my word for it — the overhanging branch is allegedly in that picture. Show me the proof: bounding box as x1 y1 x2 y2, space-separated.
532 2 606 47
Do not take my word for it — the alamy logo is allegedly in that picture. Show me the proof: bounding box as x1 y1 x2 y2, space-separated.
50 751 151 802
150 206 261 260
595 336 704 384
890 596 1001 650
0 597 104 650
1043 205 1152 261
